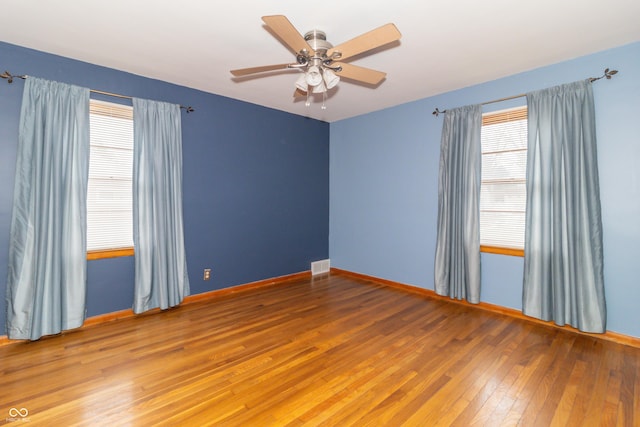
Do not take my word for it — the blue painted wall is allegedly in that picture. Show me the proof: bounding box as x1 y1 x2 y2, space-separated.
2 39 638 340
330 42 640 338
0 41 329 334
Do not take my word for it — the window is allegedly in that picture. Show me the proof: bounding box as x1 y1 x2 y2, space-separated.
87 100 134 259
480 106 527 256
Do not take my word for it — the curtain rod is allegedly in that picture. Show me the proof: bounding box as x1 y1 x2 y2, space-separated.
431 67 618 117
1 71 195 113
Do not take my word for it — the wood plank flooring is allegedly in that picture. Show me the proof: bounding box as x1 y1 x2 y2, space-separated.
1 273 639 426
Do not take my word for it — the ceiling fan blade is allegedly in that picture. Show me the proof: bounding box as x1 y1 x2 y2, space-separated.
294 88 307 98
262 15 315 57
327 23 401 62
334 63 387 85
230 63 292 77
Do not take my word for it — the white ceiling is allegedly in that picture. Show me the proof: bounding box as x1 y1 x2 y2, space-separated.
1 0 639 122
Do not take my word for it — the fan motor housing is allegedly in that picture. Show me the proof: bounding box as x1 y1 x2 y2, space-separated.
304 30 333 54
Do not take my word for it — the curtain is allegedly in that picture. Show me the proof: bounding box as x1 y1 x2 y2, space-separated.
434 104 482 303
132 98 190 313
523 80 606 333
6 77 90 340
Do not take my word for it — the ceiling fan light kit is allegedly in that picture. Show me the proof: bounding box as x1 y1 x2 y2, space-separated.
231 15 401 110
322 69 340 89
305 65 324 86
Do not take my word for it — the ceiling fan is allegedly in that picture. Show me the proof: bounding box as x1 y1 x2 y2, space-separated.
230 15 401 109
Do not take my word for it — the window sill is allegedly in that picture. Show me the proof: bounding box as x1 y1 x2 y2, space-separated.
87 247 134 260
480 245 524 257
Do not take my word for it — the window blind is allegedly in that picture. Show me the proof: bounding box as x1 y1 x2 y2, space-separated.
87 100 134 252
480 106 527 251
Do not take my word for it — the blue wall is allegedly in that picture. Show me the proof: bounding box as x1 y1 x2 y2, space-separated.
3 39 638 340
0 41 329 334
330 42 640 338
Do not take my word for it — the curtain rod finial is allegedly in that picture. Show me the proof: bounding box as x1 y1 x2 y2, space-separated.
589 67 618 82
1 70 14 83
1 70 26 83
433 107 445 117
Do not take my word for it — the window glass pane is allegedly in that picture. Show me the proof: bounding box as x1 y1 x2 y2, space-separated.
480 107 527 252
481 150 527 181
90 116 134 150
480 211 525 249
480 182 526 212
481 120 527 152
87 211 134 250
87 146 133 178
87 179 132 211
87 100 134 252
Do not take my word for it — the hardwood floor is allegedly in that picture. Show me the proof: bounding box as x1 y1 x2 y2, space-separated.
1 273 639 426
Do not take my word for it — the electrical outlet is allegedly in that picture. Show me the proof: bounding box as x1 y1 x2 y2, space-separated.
203 268 211 280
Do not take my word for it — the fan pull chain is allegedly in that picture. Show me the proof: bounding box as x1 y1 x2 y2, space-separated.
305 91 311 107
321 91 327 110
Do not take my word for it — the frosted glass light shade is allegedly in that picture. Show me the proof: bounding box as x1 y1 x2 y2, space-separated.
312 80 326 93
305 66 323 86
323 69 340 89
295 74 308 92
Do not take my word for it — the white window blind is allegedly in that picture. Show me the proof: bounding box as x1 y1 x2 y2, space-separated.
480 106 527 251
87 100 134 252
